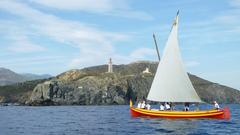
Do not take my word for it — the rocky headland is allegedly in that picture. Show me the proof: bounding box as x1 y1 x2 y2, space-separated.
25 61 240 105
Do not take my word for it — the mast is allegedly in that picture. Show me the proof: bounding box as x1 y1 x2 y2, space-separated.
153 33 161 61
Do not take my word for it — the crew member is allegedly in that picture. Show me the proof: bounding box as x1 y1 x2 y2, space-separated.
146 103 151 110
165 102 171 110
184 103 190 111
160 103 165 111
141 101 146 109
137 101 141 108
214 101 220 110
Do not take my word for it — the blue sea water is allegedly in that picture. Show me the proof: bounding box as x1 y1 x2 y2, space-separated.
0 104 239 135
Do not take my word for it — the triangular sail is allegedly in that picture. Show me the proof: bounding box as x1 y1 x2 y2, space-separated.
147 13 202 103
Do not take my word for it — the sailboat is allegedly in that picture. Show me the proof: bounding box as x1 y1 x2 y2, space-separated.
129 11 230 119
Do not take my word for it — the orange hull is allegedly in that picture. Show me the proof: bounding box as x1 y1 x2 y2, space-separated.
130 107 230 120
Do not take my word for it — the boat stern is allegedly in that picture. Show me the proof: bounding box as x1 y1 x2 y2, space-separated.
223 106 231 120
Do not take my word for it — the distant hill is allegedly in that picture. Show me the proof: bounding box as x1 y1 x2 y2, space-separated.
0 68 26 86
0 67 51 86
21 73 52 81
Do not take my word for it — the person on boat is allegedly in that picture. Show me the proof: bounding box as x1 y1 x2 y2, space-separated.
137 101 141 108
169 102 174 110
184 103 190 111
214 101 220 110
141 101 146 109
165 102 171 110
160 103 165 111
146 103 151 110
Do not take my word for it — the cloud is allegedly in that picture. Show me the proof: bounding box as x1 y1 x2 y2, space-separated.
30 0 153 20
178 8 240 48
0 20 46 53
0 55 70 75
215 14 239 24
229 0 240 7
0 1 127 57
176 0 240 45
31 0 126 12
130 48 155 59
0 0 153 70
8 41 46 53
0 55 66 66
68 47 156 68
185 61 200 68
0 0 128 48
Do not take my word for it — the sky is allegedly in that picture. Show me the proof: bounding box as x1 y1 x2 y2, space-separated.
0 0 239 90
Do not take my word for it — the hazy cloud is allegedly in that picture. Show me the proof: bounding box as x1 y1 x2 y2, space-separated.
130 48 155 59
229 0 240 7
185 61 200 68
0 0 154 70
8 41 46 53
31 0 153 20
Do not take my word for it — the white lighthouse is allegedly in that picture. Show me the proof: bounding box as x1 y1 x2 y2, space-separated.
108 58 113 73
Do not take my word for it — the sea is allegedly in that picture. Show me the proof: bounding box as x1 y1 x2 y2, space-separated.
0 104 239 135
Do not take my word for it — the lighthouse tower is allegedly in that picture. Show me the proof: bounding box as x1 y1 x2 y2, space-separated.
108 58 113 73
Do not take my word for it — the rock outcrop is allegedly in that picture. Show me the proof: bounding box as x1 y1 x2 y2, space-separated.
0 79 48 105
28 61 240 105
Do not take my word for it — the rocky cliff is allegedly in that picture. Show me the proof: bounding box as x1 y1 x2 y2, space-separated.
28 61 240 105
0 79 48 104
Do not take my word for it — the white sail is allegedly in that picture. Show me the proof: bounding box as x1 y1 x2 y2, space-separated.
147 13 202 103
